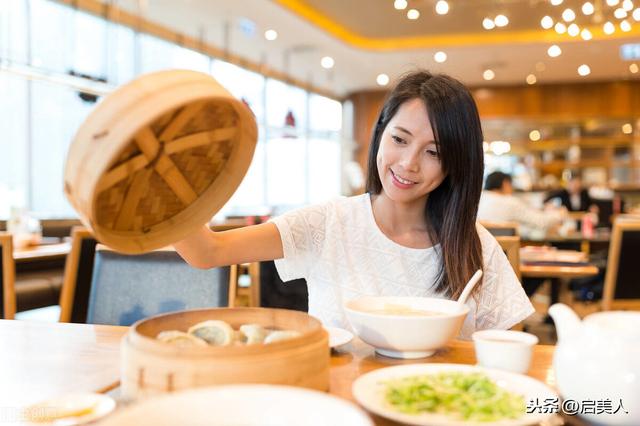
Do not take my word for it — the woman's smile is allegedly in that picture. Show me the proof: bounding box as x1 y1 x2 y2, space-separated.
390 168 417 189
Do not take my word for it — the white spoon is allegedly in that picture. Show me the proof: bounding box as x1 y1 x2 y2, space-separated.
457 269 483 306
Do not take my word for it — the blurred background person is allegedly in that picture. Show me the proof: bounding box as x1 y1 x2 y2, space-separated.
478 171 566 239
544 174 598 214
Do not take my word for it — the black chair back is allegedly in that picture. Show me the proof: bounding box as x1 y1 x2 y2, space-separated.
259 260 308 312
614 229 640 300
69 236 98 323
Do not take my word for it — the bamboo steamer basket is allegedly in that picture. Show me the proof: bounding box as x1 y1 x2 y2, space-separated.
64 70 257 253
121 307 330 399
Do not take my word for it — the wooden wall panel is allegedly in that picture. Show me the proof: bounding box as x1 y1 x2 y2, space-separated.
348 81 640 170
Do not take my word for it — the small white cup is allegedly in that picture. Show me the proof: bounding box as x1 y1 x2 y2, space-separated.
472 329 539 374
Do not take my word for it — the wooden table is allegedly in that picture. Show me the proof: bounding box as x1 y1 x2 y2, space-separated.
521 261 600 310
0 320 560 425
520 263 599 279
13 242 71 263
523 230 610 254
331 339 557 425
0 320 126 408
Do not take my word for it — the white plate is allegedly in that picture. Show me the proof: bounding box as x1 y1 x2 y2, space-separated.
23 393 116 425
99 385 373 426
324 326 354 348
352 363 558 426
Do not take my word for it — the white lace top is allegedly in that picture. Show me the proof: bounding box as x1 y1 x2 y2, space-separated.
271 193 534 339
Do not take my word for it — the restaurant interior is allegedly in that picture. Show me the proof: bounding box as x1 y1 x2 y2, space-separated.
1 0 640 425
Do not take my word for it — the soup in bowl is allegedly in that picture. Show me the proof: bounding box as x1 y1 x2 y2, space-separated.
344 296 469 359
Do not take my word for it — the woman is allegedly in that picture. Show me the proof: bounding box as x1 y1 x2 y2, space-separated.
174 70 534 339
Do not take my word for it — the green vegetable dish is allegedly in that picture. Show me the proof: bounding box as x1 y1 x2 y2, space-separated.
385 371 526 422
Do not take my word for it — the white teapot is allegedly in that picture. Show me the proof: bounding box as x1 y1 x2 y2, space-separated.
548 303 640 425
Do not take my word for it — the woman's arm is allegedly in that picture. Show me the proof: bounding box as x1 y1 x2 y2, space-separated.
173 222 284 269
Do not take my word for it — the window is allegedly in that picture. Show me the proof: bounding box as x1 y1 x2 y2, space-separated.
30 0 72 72
308 137 341 203
266 131 307 206
0 0 344 219
30 80 94 217
266 78 306 132
308 94 342 203
139 35 209 74
106 25 135 85
0 74 28 218
71 10 107 78
211 60 265 123
0 0 28 64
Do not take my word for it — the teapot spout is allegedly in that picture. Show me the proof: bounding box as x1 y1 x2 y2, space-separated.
548 303 582 342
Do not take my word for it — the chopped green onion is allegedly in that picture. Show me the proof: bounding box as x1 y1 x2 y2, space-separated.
385 372 525 422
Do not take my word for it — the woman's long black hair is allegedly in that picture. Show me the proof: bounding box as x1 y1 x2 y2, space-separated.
366 70 484 299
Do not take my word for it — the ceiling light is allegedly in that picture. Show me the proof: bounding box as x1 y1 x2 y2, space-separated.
634 8 640 20
568 23 580 36
621 19 632 30
607 0 620 5
551 0 564 5
541 15 554 29
622 123 633 134
264 29 278 41
548 45 562 57
581 28 593 39
555 22 567 33
434 51 447 63
526 74 537 84
483 18 496 29
407 8 420 19
376 73 390 86
615 8 628 18
529 130 541 141
320 56 334 69
494 14 509 27
562 8 576 21
578 64 591 76
435 0 449 15
630 63 639 73
394 0 408 10
490 141 511 155
483 69 496 80
604 21 616 33
623 0 634 11
582 2 595 15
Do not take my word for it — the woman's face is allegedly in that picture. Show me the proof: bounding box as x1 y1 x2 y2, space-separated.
376 98 446 206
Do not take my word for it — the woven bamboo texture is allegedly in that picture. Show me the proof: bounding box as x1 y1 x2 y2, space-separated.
64 70 257 253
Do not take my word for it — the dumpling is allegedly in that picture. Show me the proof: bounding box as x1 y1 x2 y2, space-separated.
264 330 302 344
156 330 207 347
239 324 268 344
188 320 234 346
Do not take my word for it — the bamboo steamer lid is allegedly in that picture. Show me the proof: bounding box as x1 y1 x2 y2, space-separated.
64 70 257 253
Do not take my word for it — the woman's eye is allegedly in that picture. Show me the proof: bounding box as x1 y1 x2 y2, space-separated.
391 135 405 144
426 149 439 158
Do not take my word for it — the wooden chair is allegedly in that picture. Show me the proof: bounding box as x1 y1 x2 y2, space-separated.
495 235 526 330
495 236 522 281
602 219 640 311
0 233 16 319
58 227 97 323
228 262 261 308
479 221 519 237
210 224 260 307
